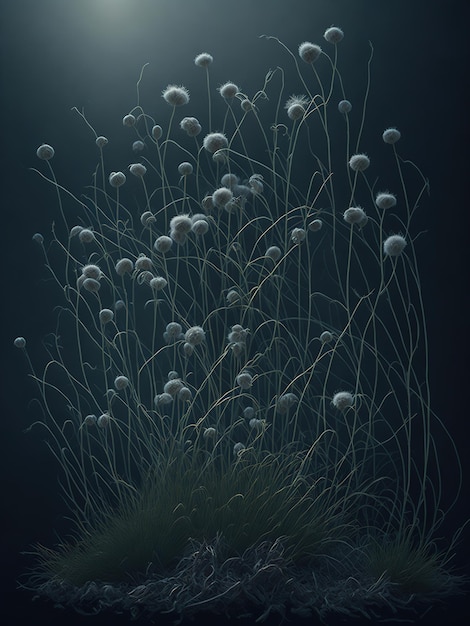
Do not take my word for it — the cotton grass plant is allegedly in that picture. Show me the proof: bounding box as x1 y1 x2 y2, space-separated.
17 26 465 620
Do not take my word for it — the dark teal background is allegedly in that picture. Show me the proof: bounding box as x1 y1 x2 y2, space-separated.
1 1 468 624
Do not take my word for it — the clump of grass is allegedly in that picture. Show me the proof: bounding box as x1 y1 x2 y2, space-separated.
35 449 357 586
368 535 449 594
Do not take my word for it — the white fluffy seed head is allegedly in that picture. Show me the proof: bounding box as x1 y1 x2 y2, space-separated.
109 171 126 187
140 211 156 227
212 149 229 164
277 393 298 414
203 132 228 153
220 173 239 189
287 103 305 121
183 342 194 356
114 375 129 390
152 125 163 141
132 140 145 153
36 144 55 160
228 324 248 344
115 258 134 276
82 277 101 293
83 414 97 427
320 330 333 344
308 219 323 232
135 255 152 271
154 393 173 407
298 41 322 63
99 309 114 324
324 26 344 44
233 442 246 456
191 219 209 236
170 214 192 234
154 235 173 253
185 325 205 345
82 264 101 279
170 230 187 245
122 114 136 127
236 371 252 390
96 136 108 148
243 406 255 419
265 246 282 262
338 99 352 114
332 391 354 410
382 127 401 144
162 84 190 106
226 289 240 305
150 276 167 290
349 153 370 172
166 322 183 338
180 116 201 136
249 418 264 431
98 413 111 428
212 187 233 208
249 175 264 195
14 336 26 349
78 228 95 244
343 207 367 225
163 378 183 396
291 227 306 243
240 99 253 112
70 226 83 237
129 163 147 177
201 195 214 211
218 82 239 98
178 162 193 176
178 386 192 402
375 192 397 209
383 234 407 257
285 95 308 121
203 427 216 440
194 52 213 67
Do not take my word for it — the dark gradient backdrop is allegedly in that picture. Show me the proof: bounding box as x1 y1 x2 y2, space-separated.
1 1 468 625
